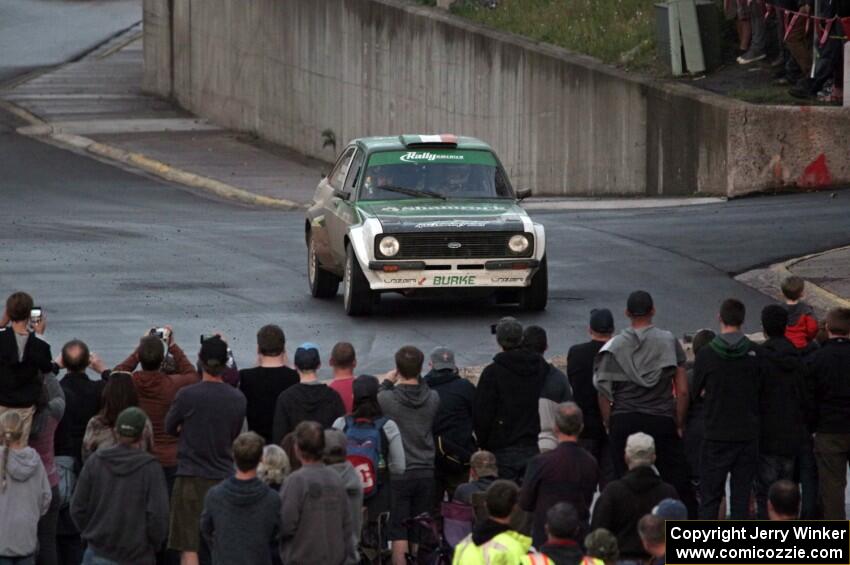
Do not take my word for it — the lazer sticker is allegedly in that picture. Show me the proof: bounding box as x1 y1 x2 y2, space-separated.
413 220 490 229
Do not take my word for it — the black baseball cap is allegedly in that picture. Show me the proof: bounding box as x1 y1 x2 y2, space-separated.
294 342 321 372
199 336 228 366
589 308 614 334
626 290 654 317
353 374 379 402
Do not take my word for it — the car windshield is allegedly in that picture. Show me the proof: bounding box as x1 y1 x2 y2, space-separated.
358 149 514 200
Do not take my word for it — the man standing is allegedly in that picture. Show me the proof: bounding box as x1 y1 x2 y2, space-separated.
637 515 666 565
755 305 809 519
328 342 358 413
424 346 476 505
71 407 169 565
239 325 299 444
594 291 692 514
378 346 440 565
523 503 585 565
111 327 199 490
568 308 615 487
201 432 281 565
271 343 345 445
591 433 678 563
519 403 598 549
166 336 247 565
808 308 850 519
693 299 761 520
475 317 547 481
279 421 354 565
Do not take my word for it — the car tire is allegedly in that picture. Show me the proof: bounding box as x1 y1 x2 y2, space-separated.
308 232 340 298
520 255 548 311
343 245 373 316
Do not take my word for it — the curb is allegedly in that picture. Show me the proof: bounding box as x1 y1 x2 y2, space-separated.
2 99 303 211
735 247 850 315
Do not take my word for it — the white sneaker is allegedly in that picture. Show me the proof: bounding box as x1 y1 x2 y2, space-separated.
737 52 766 65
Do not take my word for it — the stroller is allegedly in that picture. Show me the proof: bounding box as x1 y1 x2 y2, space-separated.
403 501 475 565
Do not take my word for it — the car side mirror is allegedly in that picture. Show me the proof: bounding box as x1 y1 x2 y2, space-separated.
516 188 532 201
332 189 351 201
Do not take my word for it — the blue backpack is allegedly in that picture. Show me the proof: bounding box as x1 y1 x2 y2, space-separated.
343 416 387 499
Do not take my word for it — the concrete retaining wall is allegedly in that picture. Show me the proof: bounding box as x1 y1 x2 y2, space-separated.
143 0 848 197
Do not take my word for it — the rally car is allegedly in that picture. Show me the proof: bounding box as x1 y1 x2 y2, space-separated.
305 134 547 316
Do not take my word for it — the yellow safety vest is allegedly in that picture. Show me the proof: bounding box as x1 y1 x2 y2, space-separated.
452 530 533 565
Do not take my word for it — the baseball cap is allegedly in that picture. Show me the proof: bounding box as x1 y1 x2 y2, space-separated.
353 374 379 402
430 347 456 371
115 407 147 439
625 432 655 465
584 528 620 562
199 336 228 367
294 342 321 372
324 429 347 458
653 498 688 520
496 317 523 350
627 290 654 317
589 308 614 334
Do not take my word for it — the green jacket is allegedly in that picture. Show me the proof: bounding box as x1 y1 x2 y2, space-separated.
452 530 532 565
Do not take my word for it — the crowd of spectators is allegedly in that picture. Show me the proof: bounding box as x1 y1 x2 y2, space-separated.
0 276 849 565
727 0 849 102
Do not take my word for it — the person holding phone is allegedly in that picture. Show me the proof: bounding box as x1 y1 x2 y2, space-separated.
0 291 54 446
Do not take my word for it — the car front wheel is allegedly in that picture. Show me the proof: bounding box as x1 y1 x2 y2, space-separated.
343 245 374 316
308 232 340 298
520 255 548 311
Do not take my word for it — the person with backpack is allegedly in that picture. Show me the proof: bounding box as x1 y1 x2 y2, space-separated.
332 375 405 522
0 292 54 446
0 410 52 564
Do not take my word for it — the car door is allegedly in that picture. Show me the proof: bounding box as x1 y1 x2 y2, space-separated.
325 146 359 267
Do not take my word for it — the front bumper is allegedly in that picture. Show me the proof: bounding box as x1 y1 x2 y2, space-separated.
365 259 539 290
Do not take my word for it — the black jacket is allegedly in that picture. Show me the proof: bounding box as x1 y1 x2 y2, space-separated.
693 333 762 442
758 337 809 455
54 372 105 465
239 366 299 444
474 349 547 451
424 369 476 465
519 441 598 548
590 465 679 559
567 340 606 441
0 329 53 407
71 445 169 564
272 382 345 445
807 338 850 433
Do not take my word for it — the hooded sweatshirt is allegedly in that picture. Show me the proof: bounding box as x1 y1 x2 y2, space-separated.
693 332 762 442
70 444 169 564
327 461 364 564
0 446 52 557
784 302 818 350
758 337 809 455
590 465 679 560
474 349 548 452
200 476 281 565
807 337 850 433
424 368 476 460
378 380 440 477
112 344 200 469
272 382 345 445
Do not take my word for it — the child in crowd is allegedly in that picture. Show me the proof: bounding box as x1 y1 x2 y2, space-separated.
781 276 819 351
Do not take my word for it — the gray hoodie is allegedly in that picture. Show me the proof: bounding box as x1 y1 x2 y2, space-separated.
378 380 440 477
327 461 363 565
0 446 52 557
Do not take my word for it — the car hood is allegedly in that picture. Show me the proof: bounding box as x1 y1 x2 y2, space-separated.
355 199 528 232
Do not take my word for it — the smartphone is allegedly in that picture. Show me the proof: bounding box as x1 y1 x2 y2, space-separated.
150 327 169 340
200 334 215 344
30 307 42 322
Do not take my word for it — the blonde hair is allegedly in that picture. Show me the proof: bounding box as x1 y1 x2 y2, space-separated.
257 444 290 486
1 411 26 492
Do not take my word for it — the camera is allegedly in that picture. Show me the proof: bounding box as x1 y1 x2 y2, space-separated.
200 334 217 344
30 307 42 323
150 327 171 341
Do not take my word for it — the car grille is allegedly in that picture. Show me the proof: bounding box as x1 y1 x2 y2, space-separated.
377 232 533 260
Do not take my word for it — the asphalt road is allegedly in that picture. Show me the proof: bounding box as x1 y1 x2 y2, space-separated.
3 107 850 372
0 0 140 84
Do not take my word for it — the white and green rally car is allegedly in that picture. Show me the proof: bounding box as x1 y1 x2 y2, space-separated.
305 134 547 316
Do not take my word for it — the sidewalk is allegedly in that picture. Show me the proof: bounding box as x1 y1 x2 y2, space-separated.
0 26 324 208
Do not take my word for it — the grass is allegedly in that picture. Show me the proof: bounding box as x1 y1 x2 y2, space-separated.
444 0 659 69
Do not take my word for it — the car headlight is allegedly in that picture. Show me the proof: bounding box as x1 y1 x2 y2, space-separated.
379 236 400 257
508 234 530 254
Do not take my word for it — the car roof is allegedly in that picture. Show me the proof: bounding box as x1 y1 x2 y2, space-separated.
352 135 493 153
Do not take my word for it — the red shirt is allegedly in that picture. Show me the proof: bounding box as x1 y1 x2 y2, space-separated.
329 377 354 413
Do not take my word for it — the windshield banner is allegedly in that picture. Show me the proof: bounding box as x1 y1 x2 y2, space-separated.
368 150 498 167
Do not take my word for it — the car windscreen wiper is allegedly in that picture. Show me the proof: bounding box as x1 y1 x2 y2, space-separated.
376 185 447 200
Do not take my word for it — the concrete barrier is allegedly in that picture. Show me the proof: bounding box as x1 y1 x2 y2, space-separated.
143 0 848 197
